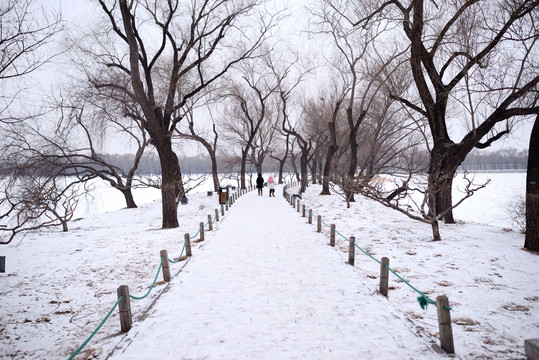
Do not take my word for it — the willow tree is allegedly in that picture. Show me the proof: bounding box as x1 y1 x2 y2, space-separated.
353 0 538 223
91 0 273 228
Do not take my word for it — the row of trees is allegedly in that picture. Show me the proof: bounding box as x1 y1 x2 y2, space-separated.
460 148 528 170
1 0 537 250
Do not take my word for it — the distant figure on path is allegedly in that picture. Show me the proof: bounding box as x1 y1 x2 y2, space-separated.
268 175 275 197
256 173 264 196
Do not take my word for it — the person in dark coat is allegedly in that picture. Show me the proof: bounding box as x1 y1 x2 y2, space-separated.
256 173 264 196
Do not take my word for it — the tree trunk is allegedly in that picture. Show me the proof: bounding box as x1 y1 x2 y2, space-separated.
156 139 181 229
277 159 285 184
525 117 539 251
210 152 219 192
311 159 318 185
300 151 308 193
321 145 337 195
121 188 138 209
428 141 466 224
240 148 248 190
346 136 358 202
431 220 441 241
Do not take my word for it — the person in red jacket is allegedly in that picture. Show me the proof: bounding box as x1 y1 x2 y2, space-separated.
268 175 275 197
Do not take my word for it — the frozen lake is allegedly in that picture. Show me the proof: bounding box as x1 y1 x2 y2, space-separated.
453 172 525 230
74 172 527 231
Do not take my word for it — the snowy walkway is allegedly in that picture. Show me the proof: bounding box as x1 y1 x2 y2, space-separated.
108 186 441 359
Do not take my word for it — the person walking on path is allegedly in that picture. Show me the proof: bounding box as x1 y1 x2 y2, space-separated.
256 173 264 196
268 175 275 197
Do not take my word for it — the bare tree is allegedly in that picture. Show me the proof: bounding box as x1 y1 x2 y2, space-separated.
222 60 279 189
300 92 346 195
49 97 149 209
248 107 281 174
0 0 61 83
269 130 291 184
87 0 275 228
0 139 90 244
315 0 407 202
353 0 539 223
176 100 221 192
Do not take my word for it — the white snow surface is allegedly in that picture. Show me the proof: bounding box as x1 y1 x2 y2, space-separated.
0 174 538 359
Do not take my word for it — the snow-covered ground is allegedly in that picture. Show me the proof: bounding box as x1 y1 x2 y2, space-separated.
0 172 537 359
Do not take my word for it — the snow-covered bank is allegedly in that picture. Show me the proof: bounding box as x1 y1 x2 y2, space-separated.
294 183 537 360
0 172 537 359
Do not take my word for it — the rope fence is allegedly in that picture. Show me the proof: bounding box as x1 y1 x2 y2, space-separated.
283 184 455 354
67 187 249 359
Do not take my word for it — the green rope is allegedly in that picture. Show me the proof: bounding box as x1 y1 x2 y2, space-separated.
129 256 164 300
352 241 382 264
320 218 332 228
384 265 436 309
68 296 122 360
168 239 187 264
334 227 438 310
190 226 201 240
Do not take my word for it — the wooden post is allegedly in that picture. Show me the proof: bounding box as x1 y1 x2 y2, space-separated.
117 285 132 332
317 215 322 233
221 205 224 216
436 295 455 354
199 222 204 241
302 205 306 217
348 236 355 266
380 257 389 297
226 201 229 211
330 224 335 247
184 233 192 257
292 197 295 207
215 209 219 222
297 201 300 212
308 209 312 224
208 215 213 230
160 250 171 282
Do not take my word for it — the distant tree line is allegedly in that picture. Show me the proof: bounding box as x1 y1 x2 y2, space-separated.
459 148 528 171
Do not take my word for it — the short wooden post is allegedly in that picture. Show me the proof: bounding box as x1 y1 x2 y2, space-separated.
215 209 219 222
330 224 335 247
308 209 313 224
117 285 132 332
302 205 306 217
380 257 389 297
291 197 295 207
436 295 455 354
160 250 171 282
199 222 205 241
226 201 229 211
208 215 213 231
317 215 322 233
348 236 355 266
184 233 192 257
297 201 300 212
221 205 224 216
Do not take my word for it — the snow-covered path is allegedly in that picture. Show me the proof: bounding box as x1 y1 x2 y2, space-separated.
107 187 442 359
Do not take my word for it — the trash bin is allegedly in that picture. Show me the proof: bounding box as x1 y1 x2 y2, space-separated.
180 197 188 205
0 256 5 273
218 186 229 204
